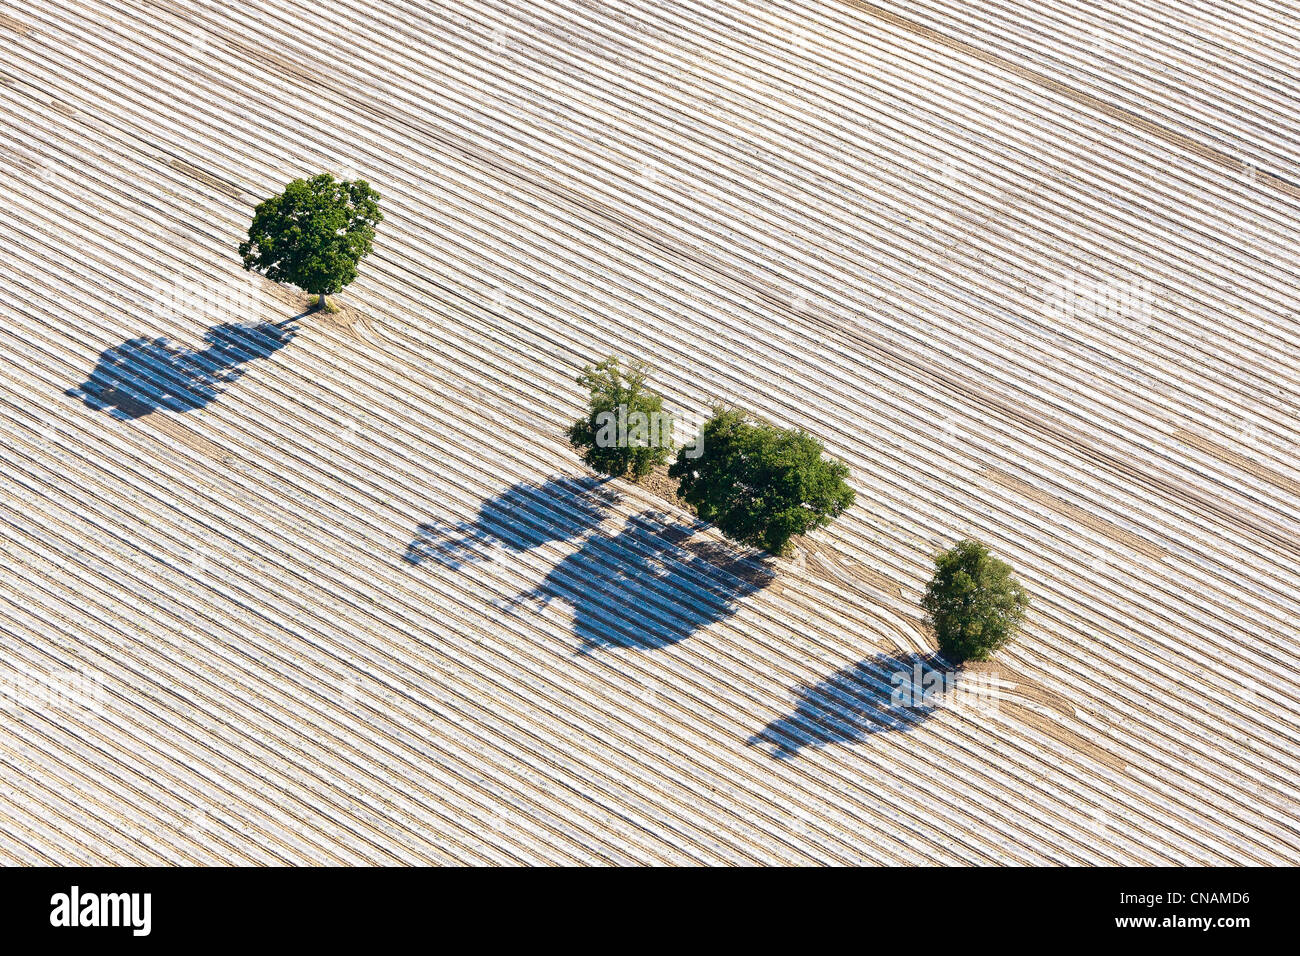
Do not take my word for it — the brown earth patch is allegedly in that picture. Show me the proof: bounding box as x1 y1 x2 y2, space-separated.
960 660 1125 772
797 536 903 598
167 158 243 199
318 303 378 343
996 701 1128 773
0 12 29 35
1174 427 1300 499
258 280 312 313
144 414 228 462
634 463 690 510
984 466 1167 560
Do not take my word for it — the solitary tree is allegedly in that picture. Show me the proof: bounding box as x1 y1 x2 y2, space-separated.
921 539 1029 662
568 356 673 480
669 406 855 555
239 173 382 312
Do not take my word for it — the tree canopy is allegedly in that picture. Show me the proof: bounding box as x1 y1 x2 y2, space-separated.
921 539 1029 662
568 356 673 480
668 406 855 555
239 173 382 309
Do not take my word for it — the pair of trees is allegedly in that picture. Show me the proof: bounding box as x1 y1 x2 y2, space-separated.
569 357 854 557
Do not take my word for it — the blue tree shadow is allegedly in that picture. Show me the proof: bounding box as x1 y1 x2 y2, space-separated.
748 652 948 759
511 511 774 653
404 476 620 570
66 321 297 420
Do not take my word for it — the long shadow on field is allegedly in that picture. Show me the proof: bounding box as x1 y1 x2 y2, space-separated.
404 476 620 570
748 652 947 759
509 511 774 653
66 321 297 419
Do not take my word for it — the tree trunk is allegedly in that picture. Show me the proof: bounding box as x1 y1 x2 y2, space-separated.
316 293 329 312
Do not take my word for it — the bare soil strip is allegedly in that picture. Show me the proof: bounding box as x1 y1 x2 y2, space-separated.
1174 427 1300 500
984 466 1169 561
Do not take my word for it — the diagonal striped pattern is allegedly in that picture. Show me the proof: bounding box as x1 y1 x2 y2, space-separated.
0 0 1297 864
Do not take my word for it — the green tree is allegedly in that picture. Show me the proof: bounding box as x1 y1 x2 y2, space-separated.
921 539 1029 662
239 173 382 312
668 406 855 555
568 356 674 480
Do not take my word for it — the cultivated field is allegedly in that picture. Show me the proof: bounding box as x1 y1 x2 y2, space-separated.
1 0 1298 863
